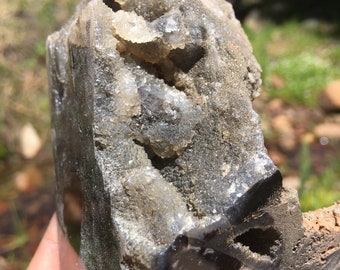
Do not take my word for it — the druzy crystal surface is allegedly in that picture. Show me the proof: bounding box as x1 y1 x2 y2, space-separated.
47 0 283 269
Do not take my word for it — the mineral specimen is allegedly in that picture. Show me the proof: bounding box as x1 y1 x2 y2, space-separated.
47 0 283 269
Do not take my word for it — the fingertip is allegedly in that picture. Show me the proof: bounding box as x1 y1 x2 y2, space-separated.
27 213 85 270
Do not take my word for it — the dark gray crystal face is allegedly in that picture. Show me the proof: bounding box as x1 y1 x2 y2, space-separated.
47 0 282 269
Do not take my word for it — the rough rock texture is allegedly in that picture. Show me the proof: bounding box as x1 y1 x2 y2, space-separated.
297 201 340 270
46 0 339 269
155 187 304 270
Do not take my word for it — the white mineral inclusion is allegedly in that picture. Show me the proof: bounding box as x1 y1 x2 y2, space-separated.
253 152 273 175
163 16 179 33
112 10 162 43
221 162 231 177
114 69 141 118
227 182 236 194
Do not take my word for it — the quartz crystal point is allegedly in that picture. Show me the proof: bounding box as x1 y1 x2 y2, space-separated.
47 0 283 269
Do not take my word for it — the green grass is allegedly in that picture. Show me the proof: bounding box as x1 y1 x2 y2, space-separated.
246 20 340 107
299 162 340 212
268 53 334 106
298 142 340 211
298 141 312 199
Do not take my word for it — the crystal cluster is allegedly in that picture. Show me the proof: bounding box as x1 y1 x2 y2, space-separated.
47 0 283 269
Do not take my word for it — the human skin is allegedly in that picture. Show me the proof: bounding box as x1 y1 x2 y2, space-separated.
27 213 84 270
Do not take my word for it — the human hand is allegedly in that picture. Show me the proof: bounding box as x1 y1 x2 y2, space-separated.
27 213 84 270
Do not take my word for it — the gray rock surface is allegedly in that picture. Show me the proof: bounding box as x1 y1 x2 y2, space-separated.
47 0 283 269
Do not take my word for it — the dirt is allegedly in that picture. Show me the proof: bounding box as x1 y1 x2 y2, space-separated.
254 95 340 177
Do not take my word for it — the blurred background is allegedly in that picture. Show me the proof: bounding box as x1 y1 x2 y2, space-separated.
0 0 339 268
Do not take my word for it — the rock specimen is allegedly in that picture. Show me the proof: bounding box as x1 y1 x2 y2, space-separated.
47 0 285 269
